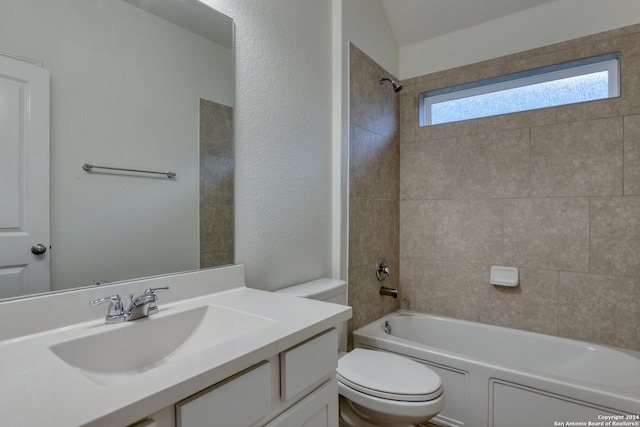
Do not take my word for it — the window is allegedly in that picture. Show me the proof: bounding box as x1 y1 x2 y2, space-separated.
420 53 620 126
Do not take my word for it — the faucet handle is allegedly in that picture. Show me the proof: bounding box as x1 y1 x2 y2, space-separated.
376 258 391 282
90 294 125 324
145 287 169 315
144 287 169 295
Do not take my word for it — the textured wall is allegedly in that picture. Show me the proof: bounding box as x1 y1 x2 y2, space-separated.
204 0 334 290
348 45 400 346
200 99 234 268
399 24 640 351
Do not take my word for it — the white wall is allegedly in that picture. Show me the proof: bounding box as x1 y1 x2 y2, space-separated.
342 0 399 79
0 0 232 290
203 0 399 290
204 0 335 290
400 0 640 79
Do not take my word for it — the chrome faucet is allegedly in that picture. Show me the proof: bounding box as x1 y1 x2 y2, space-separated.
376 258 391 282
379 286 398 299
376 258 398 299
89 294 126 324
90 287 169 323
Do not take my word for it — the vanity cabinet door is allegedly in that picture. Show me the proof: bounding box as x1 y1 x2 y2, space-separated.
177 361 272 427
264 379 338 427
280 329 337 400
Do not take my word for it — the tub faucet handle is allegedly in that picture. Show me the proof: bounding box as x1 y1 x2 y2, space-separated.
376 258 391 281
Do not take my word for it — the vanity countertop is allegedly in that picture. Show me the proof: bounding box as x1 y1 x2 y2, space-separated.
0 268 352 427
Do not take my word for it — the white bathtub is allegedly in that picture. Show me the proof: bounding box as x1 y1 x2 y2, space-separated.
353 310 640 427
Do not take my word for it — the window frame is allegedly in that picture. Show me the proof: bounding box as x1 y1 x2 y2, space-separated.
419 53 620 127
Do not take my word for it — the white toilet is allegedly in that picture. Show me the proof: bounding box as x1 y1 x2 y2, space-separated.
276 279 444 427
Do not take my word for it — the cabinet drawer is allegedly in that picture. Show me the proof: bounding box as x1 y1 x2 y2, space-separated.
280 329 337 400
177 361 271 427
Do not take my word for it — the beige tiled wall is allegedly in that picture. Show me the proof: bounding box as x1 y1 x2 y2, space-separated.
200 98 234 268
399 24 640 351
348 45 400 347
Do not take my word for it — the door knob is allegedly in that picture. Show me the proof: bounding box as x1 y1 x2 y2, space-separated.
31 244 47 255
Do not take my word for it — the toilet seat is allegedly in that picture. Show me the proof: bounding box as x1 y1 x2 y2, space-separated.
337 349 442 402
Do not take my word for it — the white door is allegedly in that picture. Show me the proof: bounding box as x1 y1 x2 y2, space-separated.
0 54 50 298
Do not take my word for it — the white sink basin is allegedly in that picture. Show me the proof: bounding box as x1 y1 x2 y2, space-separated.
49 304 274 385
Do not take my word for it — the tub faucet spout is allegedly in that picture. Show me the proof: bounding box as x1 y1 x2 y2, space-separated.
379 286 398 299
383 321 391 334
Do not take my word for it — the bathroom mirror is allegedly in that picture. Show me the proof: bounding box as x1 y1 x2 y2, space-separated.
0 0 234 300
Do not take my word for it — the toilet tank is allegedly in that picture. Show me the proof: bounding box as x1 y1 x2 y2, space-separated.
275 278 347 351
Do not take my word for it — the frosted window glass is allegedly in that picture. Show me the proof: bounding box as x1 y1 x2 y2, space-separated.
431 71 609 125
420 54 619 126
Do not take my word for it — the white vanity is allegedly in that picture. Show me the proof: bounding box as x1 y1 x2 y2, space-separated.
0 265 351 427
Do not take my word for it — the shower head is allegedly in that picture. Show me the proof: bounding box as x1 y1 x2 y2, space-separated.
379 76 403 93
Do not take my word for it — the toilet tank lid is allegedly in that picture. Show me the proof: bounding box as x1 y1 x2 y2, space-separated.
275 278 346 300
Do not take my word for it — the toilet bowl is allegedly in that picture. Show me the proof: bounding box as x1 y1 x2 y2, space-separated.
336 349 444 427
275 279 445 427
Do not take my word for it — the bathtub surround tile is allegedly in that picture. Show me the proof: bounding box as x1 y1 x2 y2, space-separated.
614 297 640 351
200 99 234 159
620 43 640 115
399 83 416 144
200 99 233 268
400 138 458 200
350 125 399 200
556 32 639 68
414 118 475 142
399 257 417 310
394 25 640 351
472 108 557 135
348 261 400 349
200 204 234 255
202 155 234 205
411 44 558 97
555 97 623 124
590 196 640 277
200 251 234 269
558 33 640 117
399 200 437 259
456 129 529 199
502 198 590 272
349 44 399 140
479 268 559 335
414 260 485 321
349 44 400 346
624 115 640 195
530 118 623 197
434 199 505 266
558 272 640 350
349 197 399 269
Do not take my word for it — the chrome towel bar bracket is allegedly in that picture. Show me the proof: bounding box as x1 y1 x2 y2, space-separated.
82 163 176 179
